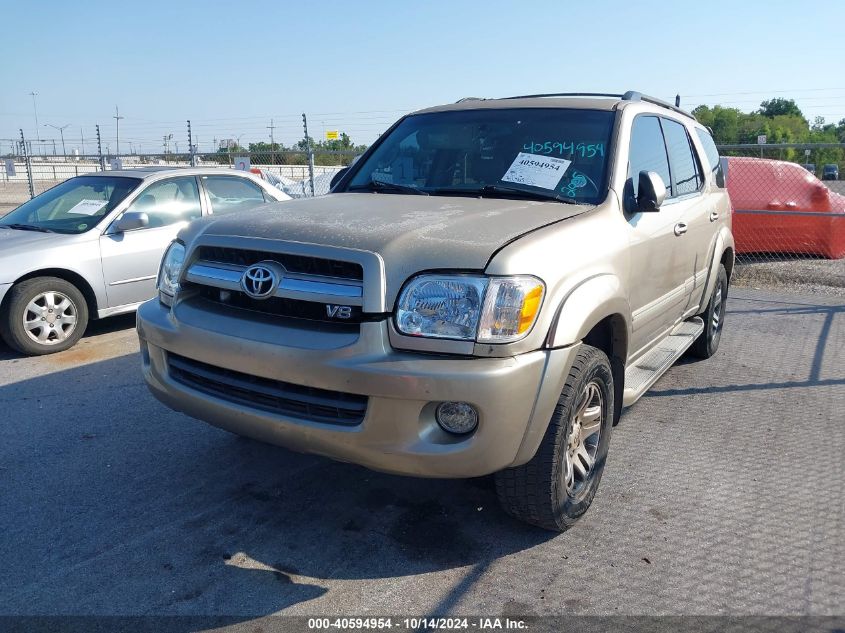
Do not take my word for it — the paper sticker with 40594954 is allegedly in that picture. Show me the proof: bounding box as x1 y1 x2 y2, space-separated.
502 153 572 190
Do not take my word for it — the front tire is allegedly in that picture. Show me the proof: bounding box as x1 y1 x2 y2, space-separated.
0 277 89 355
495 345 614 532
689 264 728 359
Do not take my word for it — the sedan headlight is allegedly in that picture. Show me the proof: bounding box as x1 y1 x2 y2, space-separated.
157 241 185 305
395 274 544 343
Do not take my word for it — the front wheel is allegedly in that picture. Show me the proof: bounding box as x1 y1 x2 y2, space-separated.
495 345 614 532
0 277 89 355
689 264 728 359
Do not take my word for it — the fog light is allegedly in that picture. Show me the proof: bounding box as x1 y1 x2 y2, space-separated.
436 402 479 434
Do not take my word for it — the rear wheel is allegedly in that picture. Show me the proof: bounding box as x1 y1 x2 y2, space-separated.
495 345 614 532
0 277 89 355
690 264 727 359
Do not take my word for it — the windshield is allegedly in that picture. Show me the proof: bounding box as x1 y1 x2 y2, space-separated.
346 108 615 204
0 176 142 234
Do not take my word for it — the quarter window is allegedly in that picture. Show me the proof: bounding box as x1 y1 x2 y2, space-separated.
202 176 267 215
695 128 724 185
125 177 202 227
661 118 702 196
628 116 671 200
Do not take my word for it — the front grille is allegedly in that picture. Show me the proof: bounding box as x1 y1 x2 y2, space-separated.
197 246 363 281
196 285 364 324
168 353 367 426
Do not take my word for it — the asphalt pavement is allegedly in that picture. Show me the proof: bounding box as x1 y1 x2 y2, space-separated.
0 289 842 621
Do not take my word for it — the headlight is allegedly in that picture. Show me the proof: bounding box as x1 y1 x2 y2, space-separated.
157 241 185 305
396 275 487 340
395 274 544 343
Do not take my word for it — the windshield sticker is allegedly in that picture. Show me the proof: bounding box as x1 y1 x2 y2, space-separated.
523 141 605 158
502 153 571 190
67 199 108 216
562 172 589 197
372 171 394 184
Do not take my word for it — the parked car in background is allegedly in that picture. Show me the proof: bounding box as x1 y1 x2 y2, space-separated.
0 167 290 355
727 157 845 259
800 163 816 175
822 164 839 181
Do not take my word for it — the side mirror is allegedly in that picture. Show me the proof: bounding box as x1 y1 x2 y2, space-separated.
329 167 349 191
637 171 667 212
114 211 149 232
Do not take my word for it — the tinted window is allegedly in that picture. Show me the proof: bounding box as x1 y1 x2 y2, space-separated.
695 128 723 185
203 176 267 215
0 176 140 234
125 176 202 228
346 108 615 204
628 116 671 199
662 119 701 196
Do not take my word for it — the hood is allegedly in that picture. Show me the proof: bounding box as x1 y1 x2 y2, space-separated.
186 193 593 303
0 228 91 283
0 228 77 257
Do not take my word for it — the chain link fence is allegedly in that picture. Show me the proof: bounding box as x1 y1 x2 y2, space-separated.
2 137 843 294
718 144 845 295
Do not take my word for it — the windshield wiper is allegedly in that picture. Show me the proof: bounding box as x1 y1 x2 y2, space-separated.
348 178 429 196
473 185 580 204
3 223 55 233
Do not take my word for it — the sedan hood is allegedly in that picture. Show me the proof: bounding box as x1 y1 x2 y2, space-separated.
0 229 92 283
186 193 593 304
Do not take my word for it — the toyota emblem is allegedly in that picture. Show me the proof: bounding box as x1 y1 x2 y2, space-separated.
241 262 280 299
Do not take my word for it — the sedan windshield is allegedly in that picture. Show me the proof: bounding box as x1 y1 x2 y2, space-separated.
346 108 615 204
0 176 142 234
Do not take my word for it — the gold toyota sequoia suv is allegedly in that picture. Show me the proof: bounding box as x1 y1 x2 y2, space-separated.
138 91 734 531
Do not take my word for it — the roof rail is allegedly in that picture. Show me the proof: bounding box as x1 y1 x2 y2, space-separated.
499 90 696 121
625 91 696 121
455 96 484 103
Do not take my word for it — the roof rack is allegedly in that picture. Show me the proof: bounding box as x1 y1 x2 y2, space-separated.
499 90 696 121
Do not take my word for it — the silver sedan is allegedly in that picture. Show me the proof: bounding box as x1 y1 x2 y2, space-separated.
0 166 290 355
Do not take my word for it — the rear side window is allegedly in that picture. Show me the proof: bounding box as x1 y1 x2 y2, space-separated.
628 116 671 199
202 176 267 215
695 128 723 185
661 118 702 196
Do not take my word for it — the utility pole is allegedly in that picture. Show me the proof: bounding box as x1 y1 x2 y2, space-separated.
187 120 195 166
29 91 40 141
302 113 315 196
113 105 124 155
45 124 69 156
96 124 105 170
80 127 85 155
20 129 34 198
267 118 276 165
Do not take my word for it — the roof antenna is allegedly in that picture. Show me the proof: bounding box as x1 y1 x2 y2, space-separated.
675 94 681 107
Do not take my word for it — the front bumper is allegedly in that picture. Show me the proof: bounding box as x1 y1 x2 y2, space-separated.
136 299 578 478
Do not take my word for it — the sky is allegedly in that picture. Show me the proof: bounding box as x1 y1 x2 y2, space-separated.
2 0 845 155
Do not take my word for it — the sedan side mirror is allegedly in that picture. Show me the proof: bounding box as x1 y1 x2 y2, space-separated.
637 171 667 212
330 167 349 191
114 211 150 232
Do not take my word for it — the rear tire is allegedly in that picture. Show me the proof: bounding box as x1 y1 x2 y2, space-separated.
690 264 727 359
0 277 89 355
495 345 614 532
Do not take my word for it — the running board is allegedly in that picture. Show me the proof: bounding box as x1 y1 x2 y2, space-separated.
623 317 704 407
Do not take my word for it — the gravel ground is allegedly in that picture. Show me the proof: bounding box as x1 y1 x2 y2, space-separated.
734 256 845 297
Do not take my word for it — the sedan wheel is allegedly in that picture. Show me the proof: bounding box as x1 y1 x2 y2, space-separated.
23 291 79 345
0 277 89 355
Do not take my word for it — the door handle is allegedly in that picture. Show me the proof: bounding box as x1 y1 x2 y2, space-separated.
674 222 688 236
709 210 720 222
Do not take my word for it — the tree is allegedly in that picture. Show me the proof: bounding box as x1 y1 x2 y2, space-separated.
758 98 805 120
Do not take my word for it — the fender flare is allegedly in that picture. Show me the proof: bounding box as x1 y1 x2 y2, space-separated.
545 273 631 349
696 229 735 313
